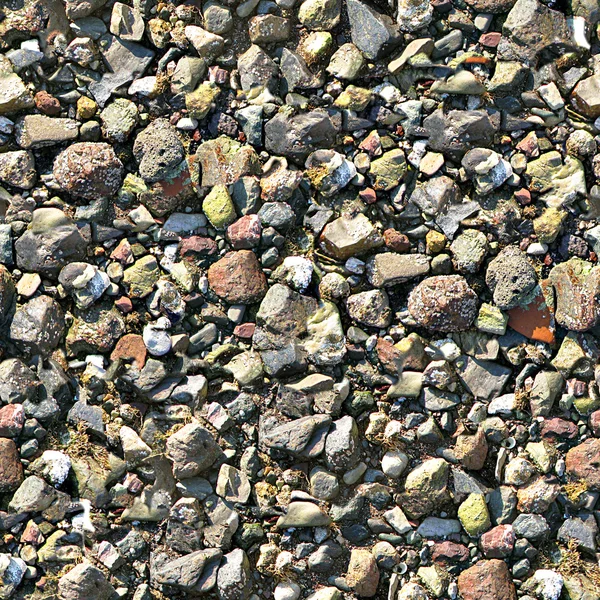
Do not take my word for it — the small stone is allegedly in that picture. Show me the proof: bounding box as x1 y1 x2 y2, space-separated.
458 493 491 537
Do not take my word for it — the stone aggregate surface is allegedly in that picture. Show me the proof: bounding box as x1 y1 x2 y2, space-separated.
0 0 599 599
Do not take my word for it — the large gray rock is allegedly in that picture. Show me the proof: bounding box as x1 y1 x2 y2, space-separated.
325 416 361 472
261 414 331 455
347 0 402 60
265 110 339 163
499 0 577 65
53 142 124 200
485 246 537 310
237 45 279 93
166 423 221 479
422 109 496 160
15 208 87 278
10 295 65 356
133 118 185 182
366 253 429 287
153 548 223 592
216 549 253 600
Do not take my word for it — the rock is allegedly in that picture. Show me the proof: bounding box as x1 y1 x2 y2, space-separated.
369 149 407 191
166 423 221 479
306 150 356 197
276 501 331 528
298 0 341 31
325 416 360 472
572 75 600 118
123 255 160 299
237 45 278 93
410 176 460 216
458 493 491 537
320 213 383 260
431 71 486 95
327 43 365 80
15 115 78 148
30 450 71 487
208 251 268 304
450 229 488 274
400 458 450 518
0 554 26 598
10 295 65 355
521 570 563 600
133 118 184 183
458 559 516 600
217 549 252 600
53 142 124 200
0 150 36 189
549 258 600 331
566 438 600 490
262 414 331 455
461 149 513 195
529 371 563 417
423 109 496 160
366 253 429 287
0 439 23 492
186 82 220 120
9 475 59 514
0 404 25 437
488 62 528 95
265 110 339 163
347 548 379 597
196 136 260 186
66 302 126 355
185 25 224 60
0 360 38 404
59 262 110 309
396 0 433 31
110 2 144 41
249 15 290 44
58 562 115 600
347 290 392 329
499 0 577 65
346 0 401 60
0 71 33 115
216 465 251 503
557 518 596 555
203 185 237 230
408 275 478 332
15 208 87 278
485 247 537 310
381 450 409 478
525 151 587 208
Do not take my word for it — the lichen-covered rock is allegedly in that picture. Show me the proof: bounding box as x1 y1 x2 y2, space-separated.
408 276 478 332
53 142 124 200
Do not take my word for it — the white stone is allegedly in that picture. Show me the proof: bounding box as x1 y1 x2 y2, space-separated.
528 569 563 600
142 323 172 356
274 581 301 600
381 450 409 478
384 505 412 534
488 393 516 415
35 450 71 486
539 82 564 111
163 212 207 233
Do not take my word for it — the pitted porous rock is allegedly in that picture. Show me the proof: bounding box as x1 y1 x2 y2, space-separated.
133 118 185 182
408 275 478 332
485 246 537 310
53 142 124 199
